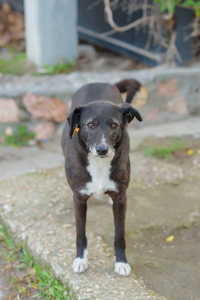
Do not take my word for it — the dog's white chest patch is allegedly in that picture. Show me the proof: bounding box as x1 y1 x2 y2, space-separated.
80 154 117 200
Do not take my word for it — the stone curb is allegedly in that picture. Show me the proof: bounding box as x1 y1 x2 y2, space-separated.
0 67 200 97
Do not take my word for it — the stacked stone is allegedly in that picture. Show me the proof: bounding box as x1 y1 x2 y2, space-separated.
0 92 68 142
0 67 200 142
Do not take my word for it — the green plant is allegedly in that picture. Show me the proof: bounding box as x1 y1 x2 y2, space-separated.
2 125 36 148
0 223 18 261
16 248 34 270
41 61 74 75
0 52 27 75
154 0 200 17
143 139 184 159
33 264 70 300
0 220 71 299
17 251 69 300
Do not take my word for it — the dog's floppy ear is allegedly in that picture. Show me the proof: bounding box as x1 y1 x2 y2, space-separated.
119 103 142 124
67 106 83 139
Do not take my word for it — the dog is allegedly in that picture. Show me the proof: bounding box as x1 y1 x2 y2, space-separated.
61 79 142 276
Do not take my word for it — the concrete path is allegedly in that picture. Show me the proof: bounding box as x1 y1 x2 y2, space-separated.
0 136 63 180
0 117 200 299
1 117 200 180
129 116 200 150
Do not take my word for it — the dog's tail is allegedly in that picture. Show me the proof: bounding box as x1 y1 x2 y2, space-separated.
115 79 141 103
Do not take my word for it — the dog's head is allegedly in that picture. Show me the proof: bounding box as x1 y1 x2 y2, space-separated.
67 101 142 158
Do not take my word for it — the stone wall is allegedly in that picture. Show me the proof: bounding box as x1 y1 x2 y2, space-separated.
0 92 70 141
0 67 200 141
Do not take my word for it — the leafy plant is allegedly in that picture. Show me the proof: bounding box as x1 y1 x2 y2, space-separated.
0 220 71 299
16 248 34 270
2 125 36 148
33 264 70 300
0 52 27 75
143 139 184 159
0 223 18 261
41 61 74 75
154 0 200 17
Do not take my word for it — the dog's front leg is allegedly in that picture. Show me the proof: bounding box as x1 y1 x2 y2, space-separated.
72 193 89 273
112 191 131 276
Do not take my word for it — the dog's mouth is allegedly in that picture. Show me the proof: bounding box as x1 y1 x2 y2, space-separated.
92 151 114 159
96 154 109 159
90 152 110 159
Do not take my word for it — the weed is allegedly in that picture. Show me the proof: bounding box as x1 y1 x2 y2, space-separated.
0 223 18 261
33 264 69 300
39 61 74 75
2 125 35 148
19 248 68 298
16 248 34 270
0 50 74 76
20 248 34 267
0 52 27 75
143 139 185 159
0 220 71 299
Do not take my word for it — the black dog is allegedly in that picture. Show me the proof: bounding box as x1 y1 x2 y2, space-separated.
61 79 142 276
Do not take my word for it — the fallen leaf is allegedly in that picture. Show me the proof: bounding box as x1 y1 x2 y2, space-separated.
187 149 195 155
166 235 174 242
31 284 38 290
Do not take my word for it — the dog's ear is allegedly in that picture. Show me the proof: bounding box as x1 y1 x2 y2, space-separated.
67 106 83 139
119 103 142 124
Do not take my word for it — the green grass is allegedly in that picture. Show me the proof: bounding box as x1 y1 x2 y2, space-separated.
2 125 36 148
0 49 75 75
37 61 75 75
143 139 185 159
0 221 71 300
0 52 27 75
0 223 19 261
33 264 70 300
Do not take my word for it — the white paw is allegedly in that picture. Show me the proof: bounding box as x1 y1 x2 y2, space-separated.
72 250 88 273
115 262 131 276
108 197 113 206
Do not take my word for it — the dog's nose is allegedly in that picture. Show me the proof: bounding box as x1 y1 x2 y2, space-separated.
96 145 108 156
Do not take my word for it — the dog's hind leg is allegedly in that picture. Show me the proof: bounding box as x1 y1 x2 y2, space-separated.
72 194 89 273
112 192 131 276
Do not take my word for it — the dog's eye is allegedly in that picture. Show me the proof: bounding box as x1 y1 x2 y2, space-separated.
88 123 95 129
111 123 118 129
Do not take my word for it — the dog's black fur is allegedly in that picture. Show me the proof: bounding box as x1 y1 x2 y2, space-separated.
61 79 142 276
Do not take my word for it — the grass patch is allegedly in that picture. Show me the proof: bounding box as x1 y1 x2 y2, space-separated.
143 139 185 159
0 220 71 299
0 52 27 75
0 224 19 262
36 61 75 75
0 50 75 75
1 125 36 148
